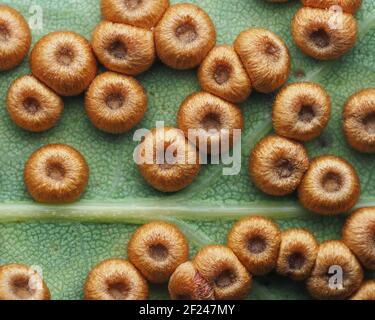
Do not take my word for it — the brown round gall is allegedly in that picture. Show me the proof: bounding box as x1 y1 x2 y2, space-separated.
291 7 357 60
306 240 363 300
343 89 375 153
198 45 252 104
272 82 331 141
0 5 31 71
227 216 281 276
154 3 216 70
92 21 155 76
168 261 215 300
249 135 309 196
30 31 97 96
6 75 64 132
276 228 319 281
301 0 362 14
136 127 200 192
298 155 360 215
101 0 169 29
0 264 50 300
84 259 148 300
177 92 244 155
234 28 290 93
128 221 189 283
342 207 375 270
85 72 147 134
193 244 252 300
24 144 89 203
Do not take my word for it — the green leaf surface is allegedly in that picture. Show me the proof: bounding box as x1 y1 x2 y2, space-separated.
0 0 374 300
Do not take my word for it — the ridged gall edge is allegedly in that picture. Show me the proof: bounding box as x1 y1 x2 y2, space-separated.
24 144 89 203
298 155 360 215
85 72 147 134
154 3 216 70
249 135 309 196
84 259 148 300
128 221 189 283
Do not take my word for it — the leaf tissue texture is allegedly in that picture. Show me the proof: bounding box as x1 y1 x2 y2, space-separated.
0 0 374 299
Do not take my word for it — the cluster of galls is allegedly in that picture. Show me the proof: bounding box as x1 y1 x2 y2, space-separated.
84 209 374 301
0 209 373 300
251 81 375 216
0 1 291 197
2 0 368 200
135 4 294 192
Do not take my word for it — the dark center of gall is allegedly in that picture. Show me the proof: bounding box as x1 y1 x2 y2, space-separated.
176 23 197 43
298 105 315 123
108 41 127 60
310 29 330 48
322 172 342 192
215 269 235 288
248 236 267 254
0 24 10 41
12 276 33 299
57 47 74 66
202 112 221 131
214 64 231 85
287 252 306 270
275 158 294 179
23 97 40 114
106 93 124 110
124 0 142 10
107 281 128 300
149 243 168 261
363 113 375 134
265 42 278 56
47 162 66 181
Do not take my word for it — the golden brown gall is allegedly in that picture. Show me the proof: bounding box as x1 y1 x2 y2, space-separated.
193 245 251 300
168 262 215 300
24 144 89 203
154 3 216 70
128 221 189 283
85 72 147 134
306 241 363 300
198 45 252 104
343 89 375 153
84 259 148 300
30 31 97 96
234 28 290 93
301 0 362 14
342 207 375 270
101 0 169 29
0 5 31 71
177 92 244 155
6 75 64 132
136 127 200 192
249 135 309 196
291 7 357 60
276 228 319 281
227 216 281 276
350 280 375 300
272 82 331 141
298 155 360 215
92 21 155 76
0 264 50 300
